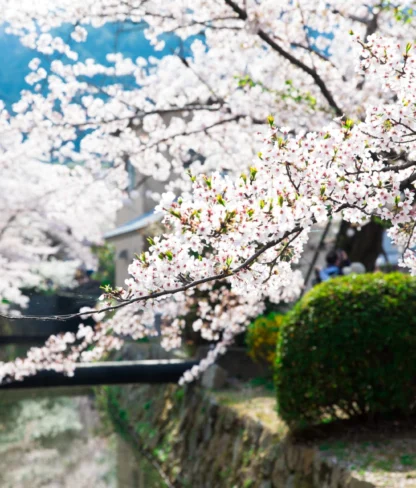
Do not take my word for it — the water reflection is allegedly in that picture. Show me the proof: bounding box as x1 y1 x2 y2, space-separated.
0 390 166 488
0 393 116 487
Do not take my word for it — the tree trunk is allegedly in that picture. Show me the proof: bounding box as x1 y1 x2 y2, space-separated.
336 220 384 272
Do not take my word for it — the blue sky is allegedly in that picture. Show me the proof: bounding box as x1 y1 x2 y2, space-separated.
0 22 198 109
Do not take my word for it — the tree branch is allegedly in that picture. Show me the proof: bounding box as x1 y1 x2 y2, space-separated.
400 171 416 191
0 226 302 322
223 0 343 116
136 115 245 152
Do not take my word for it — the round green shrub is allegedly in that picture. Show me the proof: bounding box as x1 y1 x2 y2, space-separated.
275 272 416 426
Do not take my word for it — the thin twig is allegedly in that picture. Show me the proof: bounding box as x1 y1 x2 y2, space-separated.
223 0 343 116
0 226 302 322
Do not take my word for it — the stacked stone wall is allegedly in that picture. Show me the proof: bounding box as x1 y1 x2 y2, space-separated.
100 384 372 488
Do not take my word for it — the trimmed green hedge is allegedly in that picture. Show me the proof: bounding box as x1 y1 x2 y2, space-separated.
275 273 416 426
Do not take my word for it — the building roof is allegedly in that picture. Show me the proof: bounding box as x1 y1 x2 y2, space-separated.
104 210 162 240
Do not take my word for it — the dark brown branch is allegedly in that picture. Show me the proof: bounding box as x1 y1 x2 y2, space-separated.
136 115 244 152
132 175 150 192
0 214 18 241
400 171 416 191
176 54 223 102
164 16 242 33
262 230 302 283
291 42 337 67
66 103 225 130
223 0 343 116
381 159 416 173
301 219 333 294
331 8 378 31
0 226 302 322
391 118 416 136
364 12 380 40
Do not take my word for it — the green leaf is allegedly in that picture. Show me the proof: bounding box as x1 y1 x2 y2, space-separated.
216 194 226 206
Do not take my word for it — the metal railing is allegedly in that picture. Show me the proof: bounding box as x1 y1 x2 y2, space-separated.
0 360 197 389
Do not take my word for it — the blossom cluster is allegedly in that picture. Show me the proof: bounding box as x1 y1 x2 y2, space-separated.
0 319 123 384
0 106 126 313
1 0 414 193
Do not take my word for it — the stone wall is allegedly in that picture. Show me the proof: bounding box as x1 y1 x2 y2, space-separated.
98 384 373 488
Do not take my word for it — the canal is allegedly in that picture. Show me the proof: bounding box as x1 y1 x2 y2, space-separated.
0 293 172 488
0 389 167 487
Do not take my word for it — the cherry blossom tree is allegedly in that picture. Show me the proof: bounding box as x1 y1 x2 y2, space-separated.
0 105 127 315
1 0 416 382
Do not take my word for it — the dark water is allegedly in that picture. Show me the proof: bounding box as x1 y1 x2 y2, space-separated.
0 390 166 488
0 306 167 487
0 392 117 487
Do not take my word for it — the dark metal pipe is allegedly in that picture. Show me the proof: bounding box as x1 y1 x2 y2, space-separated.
0 336 49 345
0 360 197 389
0 336 149 345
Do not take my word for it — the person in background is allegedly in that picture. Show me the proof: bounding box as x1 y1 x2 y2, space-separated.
342 262 366 275
336 249 351 273
318 250 342 282
313 249 365 285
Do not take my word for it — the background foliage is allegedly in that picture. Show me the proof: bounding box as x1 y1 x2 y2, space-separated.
91 244 116 288
246 312 284 367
